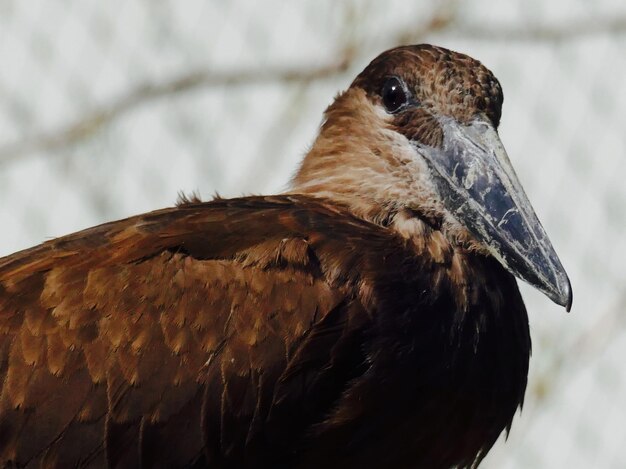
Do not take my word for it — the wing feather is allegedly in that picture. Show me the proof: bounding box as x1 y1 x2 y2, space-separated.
0 195 388 467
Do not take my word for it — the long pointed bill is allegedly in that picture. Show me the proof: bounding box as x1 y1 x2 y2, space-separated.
414 117 572 310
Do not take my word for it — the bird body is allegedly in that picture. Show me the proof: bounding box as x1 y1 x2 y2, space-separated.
0 45 570 468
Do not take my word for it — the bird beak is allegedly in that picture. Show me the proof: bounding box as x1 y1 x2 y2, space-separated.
413 117 572 311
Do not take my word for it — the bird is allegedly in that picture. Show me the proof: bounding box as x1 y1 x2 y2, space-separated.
0 44 571 468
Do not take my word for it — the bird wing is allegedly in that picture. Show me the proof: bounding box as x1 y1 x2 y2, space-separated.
0 195 384 468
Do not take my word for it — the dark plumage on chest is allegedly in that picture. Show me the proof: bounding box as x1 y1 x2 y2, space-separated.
380 258 528 467
292 228 531 469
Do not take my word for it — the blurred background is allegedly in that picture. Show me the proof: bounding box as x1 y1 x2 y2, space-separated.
0 0 624 467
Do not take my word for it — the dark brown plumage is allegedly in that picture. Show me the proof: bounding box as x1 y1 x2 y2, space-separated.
0 45 570 468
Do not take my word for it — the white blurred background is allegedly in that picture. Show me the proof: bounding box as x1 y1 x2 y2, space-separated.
1 1 625 467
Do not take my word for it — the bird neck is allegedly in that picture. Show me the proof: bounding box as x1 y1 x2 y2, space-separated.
290 88 422 225
289 88 488 260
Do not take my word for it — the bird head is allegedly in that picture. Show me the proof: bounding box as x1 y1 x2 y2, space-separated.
291 44 572 310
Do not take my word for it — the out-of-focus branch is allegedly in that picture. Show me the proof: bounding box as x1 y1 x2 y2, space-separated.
2 14 626 163
445 16 626 42
0 56 353 165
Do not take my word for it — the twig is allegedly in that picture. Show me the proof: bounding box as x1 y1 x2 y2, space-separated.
444 16 626 42
0 57 352 165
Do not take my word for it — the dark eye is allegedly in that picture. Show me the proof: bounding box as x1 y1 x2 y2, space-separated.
381 77 409 113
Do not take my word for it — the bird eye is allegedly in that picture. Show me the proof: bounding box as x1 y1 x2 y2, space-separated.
381 77 409 113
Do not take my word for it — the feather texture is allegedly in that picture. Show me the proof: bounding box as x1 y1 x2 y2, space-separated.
0 196 529 468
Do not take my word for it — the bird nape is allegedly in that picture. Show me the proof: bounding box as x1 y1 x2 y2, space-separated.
0 44 571 468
